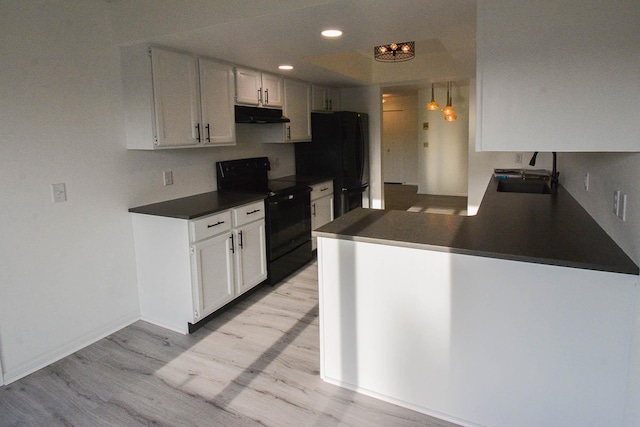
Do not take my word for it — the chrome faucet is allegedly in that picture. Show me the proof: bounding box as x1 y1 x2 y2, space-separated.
529 151 559 191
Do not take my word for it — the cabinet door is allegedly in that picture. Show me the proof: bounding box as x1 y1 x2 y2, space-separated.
311 195 334 250
235 68 261 105
261 72 283 107
284 79 311 142
326 87 340 111
311 85 327 111
199 59 236 145
151 48 200 147
235 220 267 296
191 233 235 321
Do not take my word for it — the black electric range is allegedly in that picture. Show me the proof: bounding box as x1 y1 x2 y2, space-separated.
216 157 313 285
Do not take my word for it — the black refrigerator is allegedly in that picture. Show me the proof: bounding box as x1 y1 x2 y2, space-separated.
295 111 369 218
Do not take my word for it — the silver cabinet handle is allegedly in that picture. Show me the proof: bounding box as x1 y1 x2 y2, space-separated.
258 88 262 105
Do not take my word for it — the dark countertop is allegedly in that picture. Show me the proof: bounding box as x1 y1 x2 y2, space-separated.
315 178 639 275
128 191 265 220
127 175 332 220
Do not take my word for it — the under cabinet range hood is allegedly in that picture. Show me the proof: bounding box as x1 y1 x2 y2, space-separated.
234 105 290 124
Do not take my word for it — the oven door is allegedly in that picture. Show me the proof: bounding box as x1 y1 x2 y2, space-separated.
266 187 312 262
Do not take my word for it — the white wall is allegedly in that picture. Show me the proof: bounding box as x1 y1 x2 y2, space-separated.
559 152 640 427
0 0 294 384
417 84 469 196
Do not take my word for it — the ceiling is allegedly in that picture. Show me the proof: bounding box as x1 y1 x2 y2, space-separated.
106 0 477 92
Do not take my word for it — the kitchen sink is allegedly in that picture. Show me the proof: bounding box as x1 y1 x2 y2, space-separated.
496 179 552 194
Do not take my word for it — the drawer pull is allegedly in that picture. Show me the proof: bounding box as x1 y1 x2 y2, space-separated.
320 187 329 192
207 221 225 228
246 209 261 215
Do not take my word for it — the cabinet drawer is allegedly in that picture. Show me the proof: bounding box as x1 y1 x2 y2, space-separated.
190 211 232 242
310 181 333 200
233 200 265 227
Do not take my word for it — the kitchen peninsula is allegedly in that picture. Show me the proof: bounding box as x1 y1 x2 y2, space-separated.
314 178 639 427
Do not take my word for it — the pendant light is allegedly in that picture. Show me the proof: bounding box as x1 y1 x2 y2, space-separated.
426 83 440 110
441 81 456 121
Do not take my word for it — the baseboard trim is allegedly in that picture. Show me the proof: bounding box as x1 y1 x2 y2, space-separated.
2 312 140 385
321 376 480 427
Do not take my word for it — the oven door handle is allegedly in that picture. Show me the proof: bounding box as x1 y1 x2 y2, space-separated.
268 187 312 205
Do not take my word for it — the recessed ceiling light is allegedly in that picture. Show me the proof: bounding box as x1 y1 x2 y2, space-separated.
278 65 294 70
321 29 343 38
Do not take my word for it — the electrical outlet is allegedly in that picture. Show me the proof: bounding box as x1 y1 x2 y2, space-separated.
163 170 173 186
51 183 67 203
584 172 590 191
613 190 621 216
515 153 522 164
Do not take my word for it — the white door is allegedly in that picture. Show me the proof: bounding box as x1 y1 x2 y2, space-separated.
382 109 418 184
235 68 261 105
261 73 283 107
235 220 267 295
151 48 200 147
191 233 235 321
284 79 311 141
199 59 235 145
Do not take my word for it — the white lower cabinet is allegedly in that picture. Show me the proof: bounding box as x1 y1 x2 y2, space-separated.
234 219 267 295
191 200 266 324
132 200 266 334
310 181 334 250
191 231 235 320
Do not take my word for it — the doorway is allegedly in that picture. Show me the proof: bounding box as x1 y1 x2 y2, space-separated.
382 83 470 212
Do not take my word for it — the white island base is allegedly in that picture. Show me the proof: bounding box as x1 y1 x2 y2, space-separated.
317 237 638 427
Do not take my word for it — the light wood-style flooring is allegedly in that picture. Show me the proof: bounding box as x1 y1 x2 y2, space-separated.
0 262 460 427
384 184 468 216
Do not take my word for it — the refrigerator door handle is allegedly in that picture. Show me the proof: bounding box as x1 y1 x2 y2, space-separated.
357 115 365 183
342 183 369 194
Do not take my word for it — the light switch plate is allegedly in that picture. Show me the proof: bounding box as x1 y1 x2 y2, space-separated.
163 171 173 186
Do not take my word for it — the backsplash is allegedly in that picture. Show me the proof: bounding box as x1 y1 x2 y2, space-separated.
559 152 639 265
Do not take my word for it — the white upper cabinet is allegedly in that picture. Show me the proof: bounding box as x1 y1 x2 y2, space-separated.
262 78 311 143
235 67 283 108
312 85 340 112
121 46 201 149
198 58 236 146
284 78 311 142
234 68 262 106
261 72 284 107
121 46 236 149
476 1 640 152
151 48 200 148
